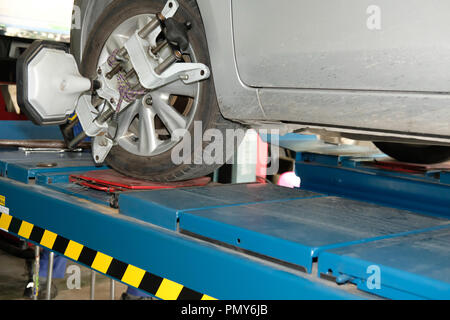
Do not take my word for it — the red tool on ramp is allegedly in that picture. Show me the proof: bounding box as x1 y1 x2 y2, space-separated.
69 169 211 193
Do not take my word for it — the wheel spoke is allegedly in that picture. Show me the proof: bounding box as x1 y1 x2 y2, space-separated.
152 96 187 134
105 35 122 55
116 33 130 47
116 101 140 139
137 16 150 30
138 106 159 154
98 50 111 66
160 80 197 98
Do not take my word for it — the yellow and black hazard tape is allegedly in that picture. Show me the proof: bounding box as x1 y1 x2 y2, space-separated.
0 212 216 300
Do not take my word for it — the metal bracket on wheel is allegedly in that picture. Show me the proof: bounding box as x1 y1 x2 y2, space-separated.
75 95 109 137
124 32 210 89
92 135 114 164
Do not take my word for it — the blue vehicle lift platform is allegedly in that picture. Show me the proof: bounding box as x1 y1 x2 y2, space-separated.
0 149 449 300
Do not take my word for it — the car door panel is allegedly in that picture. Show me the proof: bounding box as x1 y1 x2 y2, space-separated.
232 0 450 93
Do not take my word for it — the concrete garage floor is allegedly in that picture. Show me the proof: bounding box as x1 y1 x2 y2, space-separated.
0 248 128 300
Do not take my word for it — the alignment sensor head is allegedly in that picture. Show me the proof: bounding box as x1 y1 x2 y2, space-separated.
17 40 92 126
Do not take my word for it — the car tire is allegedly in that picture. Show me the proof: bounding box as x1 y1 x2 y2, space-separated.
79 0 242 182
374 142 450 164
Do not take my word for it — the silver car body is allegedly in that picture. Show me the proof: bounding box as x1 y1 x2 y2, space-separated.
72 0 450 145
